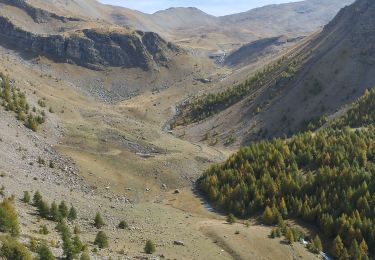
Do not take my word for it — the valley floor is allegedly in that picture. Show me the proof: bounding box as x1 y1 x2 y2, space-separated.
0 46 319 259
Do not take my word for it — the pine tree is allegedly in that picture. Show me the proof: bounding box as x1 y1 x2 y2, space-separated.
94 212 105 229
279 198 288 218
38 200 50 219
59 201 68 218
0 235 32 260
332 235 344 259
262 206 275 225
0 199 20 236
33 191 42 207
73 235 83 254
359 239 368 256
350 240 361 260
80 250 90 260
61 227 75 260
37 242 54 260
68 206 77 221
309 235 322 254
50 202 62 222
26 114 38 131
22 191 30 203
94 231 108 249
285 228 295 244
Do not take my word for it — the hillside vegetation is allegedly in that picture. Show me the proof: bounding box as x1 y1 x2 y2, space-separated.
0 73 45 131
199 88 375 259
333 88 375 129
175 55 300 126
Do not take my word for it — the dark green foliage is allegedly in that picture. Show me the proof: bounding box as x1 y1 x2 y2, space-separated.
0 199 20 236
57 221 76 260
199 127 375 257
73 235 84 254
94 212 105 229
94 231 108 249
50 202 62 222
0 235 32 260
37 242 54 260
59 201 68 219
22 191 30 204
302 114 328 132
68 206 77 221
144 240 156 254
334 88 375 128
0 73 45 131
37 200 50 219
118 220 128 229
33 191 42 208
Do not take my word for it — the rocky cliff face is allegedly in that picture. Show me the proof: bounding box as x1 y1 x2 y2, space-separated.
0 0 178 70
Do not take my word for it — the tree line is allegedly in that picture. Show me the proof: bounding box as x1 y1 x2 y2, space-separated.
199 88 375 259
174 56 298 126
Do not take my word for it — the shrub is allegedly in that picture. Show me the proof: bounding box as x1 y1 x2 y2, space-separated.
80 250 90 260
56 220 69 235
226 213 236 224
144 240 156 254
37 200 50 219
118 220 128 229
39 225 49 235
94 212 105 229
59 201 68 218
22 191 30 203
0 199 20 236
33 191 42 207
73 235 84 254
37 242 54 260
0 235 32 260
73 226 80 234
29 237 38 252
94 231 108 249
50 202 62 222
68 206 77 221
26 115 38 131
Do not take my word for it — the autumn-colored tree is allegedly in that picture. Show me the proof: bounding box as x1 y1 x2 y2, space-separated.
332 236 344 259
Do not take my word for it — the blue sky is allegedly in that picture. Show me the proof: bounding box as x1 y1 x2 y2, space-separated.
98 0 298 16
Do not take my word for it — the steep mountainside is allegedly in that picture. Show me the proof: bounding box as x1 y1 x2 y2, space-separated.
108 0 355 52
220 0 355 37
23 0 354 52
176 0 375 145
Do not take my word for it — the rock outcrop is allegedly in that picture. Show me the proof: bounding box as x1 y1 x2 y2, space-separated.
0 0 178 70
